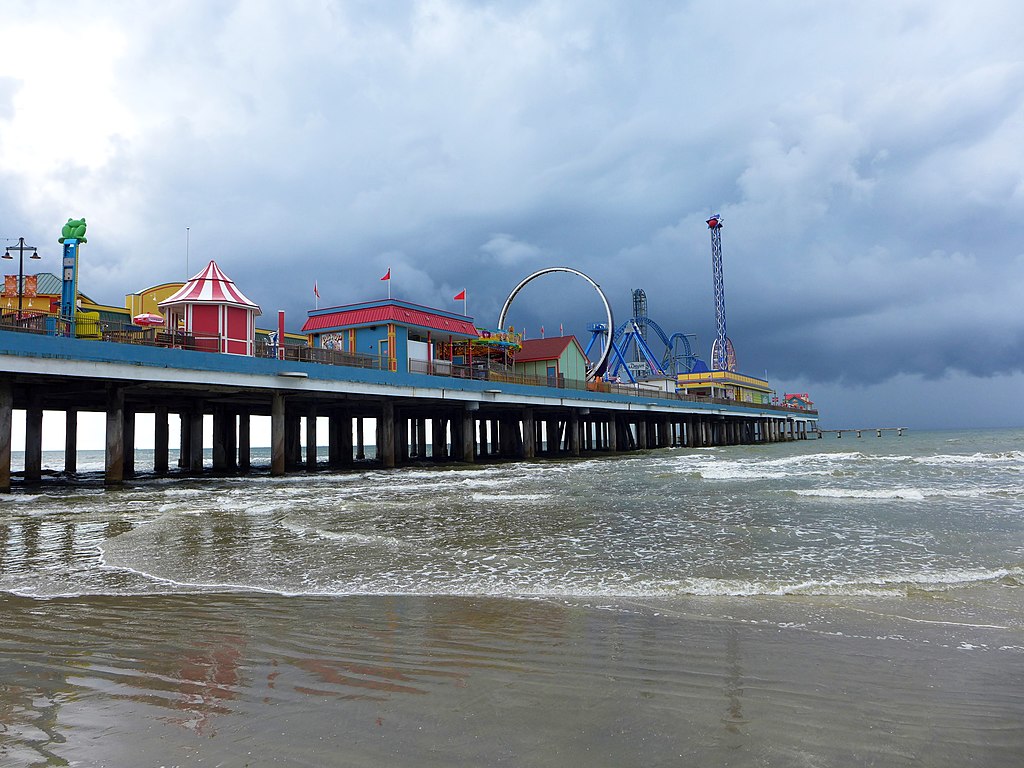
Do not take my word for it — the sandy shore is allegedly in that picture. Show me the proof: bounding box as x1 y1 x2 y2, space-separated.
1 591 1021 767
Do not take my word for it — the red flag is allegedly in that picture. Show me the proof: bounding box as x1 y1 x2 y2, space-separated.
313 281 320 298
380 268 391 281
453 289 466 301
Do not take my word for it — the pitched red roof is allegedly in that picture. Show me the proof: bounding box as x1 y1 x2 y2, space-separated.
158 261 261 314
302 303 478 337
516 335 587 363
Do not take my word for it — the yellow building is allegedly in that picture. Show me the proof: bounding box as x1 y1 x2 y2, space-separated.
676 370 773 404
125 282 186 317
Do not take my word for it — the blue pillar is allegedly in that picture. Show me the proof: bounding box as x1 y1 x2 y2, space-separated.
60 240 80 336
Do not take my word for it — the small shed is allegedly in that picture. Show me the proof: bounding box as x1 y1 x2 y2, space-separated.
514 335 590 386
159 261 261 355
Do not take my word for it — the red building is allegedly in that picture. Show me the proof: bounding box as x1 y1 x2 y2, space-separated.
159 261 261 355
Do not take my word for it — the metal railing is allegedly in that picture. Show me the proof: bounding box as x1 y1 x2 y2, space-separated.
407 356 816 413
0 313 815 414
0 312 49 335
255 342 384 369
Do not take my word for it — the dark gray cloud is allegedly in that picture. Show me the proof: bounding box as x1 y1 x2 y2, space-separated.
2 1 1022 428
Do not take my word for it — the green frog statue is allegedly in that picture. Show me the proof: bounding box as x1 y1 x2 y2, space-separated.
59 218 88 244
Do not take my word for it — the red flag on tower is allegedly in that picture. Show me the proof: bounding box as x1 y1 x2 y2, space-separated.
313 281 320 298
380 268 391 281
453 289 466 301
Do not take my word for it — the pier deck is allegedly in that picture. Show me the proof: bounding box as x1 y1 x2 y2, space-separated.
0 330 818 489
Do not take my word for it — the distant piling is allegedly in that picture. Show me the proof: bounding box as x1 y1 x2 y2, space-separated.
813 428 906 439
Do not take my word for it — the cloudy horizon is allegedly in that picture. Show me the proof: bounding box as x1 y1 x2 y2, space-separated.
3 1 1023 430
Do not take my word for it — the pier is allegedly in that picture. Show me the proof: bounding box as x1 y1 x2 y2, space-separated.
0 329 817 490
814 428 906 438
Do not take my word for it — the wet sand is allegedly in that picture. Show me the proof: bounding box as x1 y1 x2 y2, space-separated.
2 591 1021 767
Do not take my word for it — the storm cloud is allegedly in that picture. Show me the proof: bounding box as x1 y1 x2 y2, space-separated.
2 1 1022 428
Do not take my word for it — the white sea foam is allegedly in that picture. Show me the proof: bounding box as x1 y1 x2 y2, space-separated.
795 486 1021 501
278 520 409 549
794 488 927 501
161 488 209 497
666 566 1023 598
697 464 836 480
12 563 1021 601
934 486 1024 499
460 476 519 488
889 566 1023 588
0 493 46 504
470 493 550 503
691 451 866 481
914 451 1024 466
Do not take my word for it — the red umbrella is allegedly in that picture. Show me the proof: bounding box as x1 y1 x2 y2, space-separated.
133 312 165 327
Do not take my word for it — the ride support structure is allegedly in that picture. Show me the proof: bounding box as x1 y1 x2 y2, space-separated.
707 214 735 372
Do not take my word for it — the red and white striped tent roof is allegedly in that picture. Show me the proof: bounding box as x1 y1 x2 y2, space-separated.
159 260 261 315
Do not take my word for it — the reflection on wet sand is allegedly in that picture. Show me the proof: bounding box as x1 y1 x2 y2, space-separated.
159 634 247 736
292 658 428 699
0 681 66 767
269 598 569 702
722 627 746 736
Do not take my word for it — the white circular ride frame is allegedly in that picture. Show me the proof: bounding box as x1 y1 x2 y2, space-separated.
497 266 614 381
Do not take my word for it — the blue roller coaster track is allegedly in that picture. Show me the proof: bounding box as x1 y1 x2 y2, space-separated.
584 289 699 384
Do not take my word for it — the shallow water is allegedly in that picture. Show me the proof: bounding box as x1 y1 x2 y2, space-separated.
2 428 1022 766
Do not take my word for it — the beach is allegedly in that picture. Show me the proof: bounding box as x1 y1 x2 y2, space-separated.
1 428 1022 766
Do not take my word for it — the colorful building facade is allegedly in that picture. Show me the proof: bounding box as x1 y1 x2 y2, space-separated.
301 299 479 373
676 369 773 404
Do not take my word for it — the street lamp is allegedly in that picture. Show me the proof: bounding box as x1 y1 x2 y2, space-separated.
3 237 41 321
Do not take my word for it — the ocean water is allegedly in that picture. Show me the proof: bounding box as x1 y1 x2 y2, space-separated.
1 428 1022 766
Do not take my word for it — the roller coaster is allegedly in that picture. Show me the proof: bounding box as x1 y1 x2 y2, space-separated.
583 289 700 384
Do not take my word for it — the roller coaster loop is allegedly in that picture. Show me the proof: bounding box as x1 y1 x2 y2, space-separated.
497 267 614 381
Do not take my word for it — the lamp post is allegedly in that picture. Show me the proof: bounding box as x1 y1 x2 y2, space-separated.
3 237 41 321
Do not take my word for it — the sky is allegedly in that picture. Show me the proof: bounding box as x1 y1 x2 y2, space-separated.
2 0 1023 432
